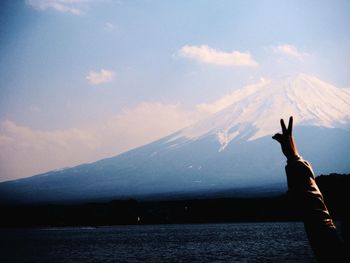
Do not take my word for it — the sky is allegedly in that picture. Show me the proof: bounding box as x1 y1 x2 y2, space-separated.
0 0 350 181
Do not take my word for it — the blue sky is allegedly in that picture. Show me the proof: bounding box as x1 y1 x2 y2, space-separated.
0 0 350 181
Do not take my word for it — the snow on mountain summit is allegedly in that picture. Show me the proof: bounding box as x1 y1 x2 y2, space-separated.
170 74 350 150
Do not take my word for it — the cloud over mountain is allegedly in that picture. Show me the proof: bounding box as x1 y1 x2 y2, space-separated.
179 45 258 67
0 103 197 181
272 44 307 61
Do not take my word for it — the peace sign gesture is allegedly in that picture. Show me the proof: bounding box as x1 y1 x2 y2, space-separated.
272 116 300 160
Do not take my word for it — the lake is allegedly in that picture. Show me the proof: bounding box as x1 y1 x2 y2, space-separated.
0 222 316 262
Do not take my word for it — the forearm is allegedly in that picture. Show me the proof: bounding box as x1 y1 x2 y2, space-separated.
286 159 343 262
286 159 335 227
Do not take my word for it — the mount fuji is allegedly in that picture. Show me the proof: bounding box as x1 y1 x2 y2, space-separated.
1 74 350 204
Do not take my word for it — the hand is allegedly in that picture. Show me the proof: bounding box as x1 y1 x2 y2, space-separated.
272 116 299 160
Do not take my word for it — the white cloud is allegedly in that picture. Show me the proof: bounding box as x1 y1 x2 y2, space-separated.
179 45 258 67
0 103 198 181
25 0 85 15
86 69 114 85
272 44 307 61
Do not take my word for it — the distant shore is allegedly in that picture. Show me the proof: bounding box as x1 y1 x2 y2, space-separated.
1 174 348 227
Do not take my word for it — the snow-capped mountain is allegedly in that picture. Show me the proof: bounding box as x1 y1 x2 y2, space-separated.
169 73 350 150
1 74 350 204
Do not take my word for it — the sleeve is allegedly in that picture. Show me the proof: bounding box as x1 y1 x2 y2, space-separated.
285 158 344 263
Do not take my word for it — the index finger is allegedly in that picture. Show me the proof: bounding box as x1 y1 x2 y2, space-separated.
280 119 287 134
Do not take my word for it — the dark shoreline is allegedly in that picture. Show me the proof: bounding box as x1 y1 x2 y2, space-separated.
0 195 295 227
1 174 348 227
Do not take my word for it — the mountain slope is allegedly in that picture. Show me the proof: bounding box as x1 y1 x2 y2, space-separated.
1 74 350 204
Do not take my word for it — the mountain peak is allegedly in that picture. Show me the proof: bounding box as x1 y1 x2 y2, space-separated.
169 74 350 150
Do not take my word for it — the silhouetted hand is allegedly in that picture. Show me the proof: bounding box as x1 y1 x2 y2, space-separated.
272 116 300 160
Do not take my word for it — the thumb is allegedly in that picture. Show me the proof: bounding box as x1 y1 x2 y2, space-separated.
272 133 283 143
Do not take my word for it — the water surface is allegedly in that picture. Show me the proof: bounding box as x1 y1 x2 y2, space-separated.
0 222 316 262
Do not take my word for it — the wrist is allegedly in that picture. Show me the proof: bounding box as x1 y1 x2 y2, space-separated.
287 154 301 163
